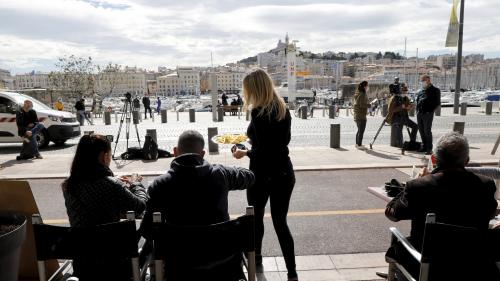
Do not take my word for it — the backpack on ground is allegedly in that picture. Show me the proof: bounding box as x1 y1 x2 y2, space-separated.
403 141 421 151
142 135 158 160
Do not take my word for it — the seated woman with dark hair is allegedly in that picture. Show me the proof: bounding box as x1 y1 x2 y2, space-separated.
62 134 148 280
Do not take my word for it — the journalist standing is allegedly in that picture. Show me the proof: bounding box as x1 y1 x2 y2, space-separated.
232 68 298 281
416 75 441 155
142 94 152 119
353 81 369 149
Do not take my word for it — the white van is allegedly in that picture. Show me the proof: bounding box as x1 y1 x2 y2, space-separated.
0 91 81 148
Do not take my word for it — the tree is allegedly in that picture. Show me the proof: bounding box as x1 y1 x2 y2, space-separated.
376 52 383 60
97 63 122 97
350 52 360 60
49 55 96 98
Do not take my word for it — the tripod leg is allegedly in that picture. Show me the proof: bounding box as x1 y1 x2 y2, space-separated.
134 123 141 147
112 101 129 159
370 119 386 149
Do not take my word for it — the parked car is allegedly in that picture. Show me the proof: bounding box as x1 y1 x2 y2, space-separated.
0 91 81 148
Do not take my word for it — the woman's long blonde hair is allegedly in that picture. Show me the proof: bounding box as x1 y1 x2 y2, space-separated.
242 68 287 121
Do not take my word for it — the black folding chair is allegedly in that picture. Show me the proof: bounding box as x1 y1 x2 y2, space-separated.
32 211 145 281
152 206 256 281
387 213 500 281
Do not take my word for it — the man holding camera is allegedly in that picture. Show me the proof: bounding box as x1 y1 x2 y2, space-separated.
416 75 441 155
387 83 418 148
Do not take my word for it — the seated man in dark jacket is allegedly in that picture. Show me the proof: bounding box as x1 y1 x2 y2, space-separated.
140 130 255 280
16 100 45 160
384 132 498 280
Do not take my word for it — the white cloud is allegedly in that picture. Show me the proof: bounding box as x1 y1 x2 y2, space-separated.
0 0 499 74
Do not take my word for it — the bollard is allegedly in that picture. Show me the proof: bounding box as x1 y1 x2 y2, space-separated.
115 112 118 123
329 105 335 119
217 107 224 122
132 110 140 124
246 110 250 121
176 111 179 121
346 108 349 117
152 111 155 122
408 106 415 117
322 107 325 117
146 129 157 143
300 105 308 119
330 124 341 148
453 121 465 135
382 103 388 117
208 127 219 154
104 111 111 125
435 106 441 117
161 109 167 123
390 125 399 147
189 108 195 123
460 103 467 116
486 101 493 115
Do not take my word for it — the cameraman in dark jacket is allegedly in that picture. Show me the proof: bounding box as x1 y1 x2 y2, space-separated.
142 94 152 119
384 132 498 280
416 75 440 154
140 130 255 280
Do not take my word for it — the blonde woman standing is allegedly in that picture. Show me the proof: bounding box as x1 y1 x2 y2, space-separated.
233 68 298 281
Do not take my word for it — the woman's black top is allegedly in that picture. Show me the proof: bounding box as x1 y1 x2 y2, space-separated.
246 107 293 175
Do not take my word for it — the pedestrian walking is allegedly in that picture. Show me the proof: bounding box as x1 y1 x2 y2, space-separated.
16 100 45 160
416 75 441 155
221 92 228 116
75 98 86 126
142 94 152 119
353 81 370 149
232 68 298 281
156 96 161 114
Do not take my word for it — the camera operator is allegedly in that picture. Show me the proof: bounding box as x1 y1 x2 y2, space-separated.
387 83 418 148
389 77 401 96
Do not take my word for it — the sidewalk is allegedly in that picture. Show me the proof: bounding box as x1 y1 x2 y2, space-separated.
1 143 497 179
254 253 386 281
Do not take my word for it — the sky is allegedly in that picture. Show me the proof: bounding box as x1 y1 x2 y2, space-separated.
1 0 499 74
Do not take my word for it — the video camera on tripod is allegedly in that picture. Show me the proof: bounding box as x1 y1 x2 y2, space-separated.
112 92 142 160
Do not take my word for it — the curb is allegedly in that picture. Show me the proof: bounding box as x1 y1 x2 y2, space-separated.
1 160 498 180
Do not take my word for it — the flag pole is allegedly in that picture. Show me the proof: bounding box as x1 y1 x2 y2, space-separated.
453 0 465 114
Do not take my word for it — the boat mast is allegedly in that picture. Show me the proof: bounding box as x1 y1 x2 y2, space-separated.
415 48 419 91
403 37 407 84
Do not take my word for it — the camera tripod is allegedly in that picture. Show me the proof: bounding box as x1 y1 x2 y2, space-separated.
112 96 141 159
369 118 411 151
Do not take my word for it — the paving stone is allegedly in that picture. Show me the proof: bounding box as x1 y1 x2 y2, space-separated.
276 255 335 271
279 270 345 281
330 253 387 269
257 272 283 281
337 267 387 281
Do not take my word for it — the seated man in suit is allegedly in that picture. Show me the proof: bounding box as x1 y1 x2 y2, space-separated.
140 130 255 280
384 132 498 280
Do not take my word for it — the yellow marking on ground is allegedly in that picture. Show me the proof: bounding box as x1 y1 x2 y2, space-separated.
44 219 69 224
231 209 385 219
44 209 385 225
